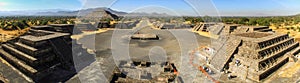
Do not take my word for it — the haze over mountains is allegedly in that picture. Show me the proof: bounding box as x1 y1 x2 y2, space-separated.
1 7 299 17
0 7 170 17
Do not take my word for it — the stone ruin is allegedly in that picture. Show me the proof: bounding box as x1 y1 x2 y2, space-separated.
192 23 273 36
114 21 140 29
111 61 178 83
75 23 98 31
152 22 191 29
192 23 299 82
208 31 300 82
31 24 82 35
98 21 111 28
131 33 159 40
0 24 94 82
191 22 225 36
192 22 217 32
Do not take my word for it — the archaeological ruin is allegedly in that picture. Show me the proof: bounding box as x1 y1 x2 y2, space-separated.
75 23 98 31
0 24 94 82
31 24 82 35
192 22 224 35
111 61 178 83
152 22 191 29
193 22 217 32
115 21 140 29
131 33 159 40
206 27 300 81
192 23 274 36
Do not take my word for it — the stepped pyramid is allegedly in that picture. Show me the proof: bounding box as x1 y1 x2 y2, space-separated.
0 24 94 82
78 8 119 21
210 31 300 82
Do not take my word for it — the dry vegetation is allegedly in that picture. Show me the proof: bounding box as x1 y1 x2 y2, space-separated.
0 16 76 43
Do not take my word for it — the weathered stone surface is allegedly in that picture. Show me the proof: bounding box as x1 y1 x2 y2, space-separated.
0 25 93 82
213 32 300 82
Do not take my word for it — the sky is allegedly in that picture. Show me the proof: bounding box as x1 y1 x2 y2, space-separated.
0 0 300 16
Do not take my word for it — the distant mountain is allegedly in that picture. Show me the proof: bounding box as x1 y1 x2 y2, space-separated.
0 9 74 16
0 7 171 17
35 7 127 17
292 14 300 17
35 11 78 16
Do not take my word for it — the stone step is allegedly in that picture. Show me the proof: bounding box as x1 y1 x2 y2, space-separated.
291 46 300 56
210 38 241 71
193 24 201 31
15 42 38 52
259 37 294 52
13 42 52 57
196 24 203 31
257 28 272 32
11 42 57 67
2 44 38 65
0 49 38 77
260 42 299 62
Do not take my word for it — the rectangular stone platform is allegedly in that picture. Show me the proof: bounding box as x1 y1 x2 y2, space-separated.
131 34 159 40
1 24 94 82
21 30 69 42
223 31 300 82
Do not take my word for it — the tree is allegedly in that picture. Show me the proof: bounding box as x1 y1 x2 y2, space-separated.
240 17 249 23
41 20 48 25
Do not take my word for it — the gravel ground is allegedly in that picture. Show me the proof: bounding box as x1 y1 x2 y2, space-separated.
67 20 214 82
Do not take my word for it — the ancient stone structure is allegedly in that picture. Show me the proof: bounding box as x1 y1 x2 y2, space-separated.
30 26 54 31
193 23 273 36
32 24 82 35
74 23 98 31
152 22 191 29
98 21 111 28
192 22 224 35
111 61 178 83
115 21 140 29
160 24 176 29
193 23 216 32
131 33 159 40
33 23 98 33
0 30 69 81
230 26 273 34
229 32 299 81
78 8 119 20
247 26 273 32
152 22 164 29
221 24 240 35
0 25 94 82
48 24 79 34
209 31 300 82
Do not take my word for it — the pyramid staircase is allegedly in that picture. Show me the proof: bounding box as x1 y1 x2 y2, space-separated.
0 29 94 82
210 37 241 71
0 39 58 81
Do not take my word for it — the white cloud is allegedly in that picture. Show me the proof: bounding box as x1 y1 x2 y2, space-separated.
0 2 8 6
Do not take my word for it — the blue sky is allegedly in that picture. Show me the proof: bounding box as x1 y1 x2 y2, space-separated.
0 0 300 16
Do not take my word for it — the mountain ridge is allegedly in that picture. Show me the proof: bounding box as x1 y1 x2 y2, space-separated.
1 8 298 17
0 7 172 17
